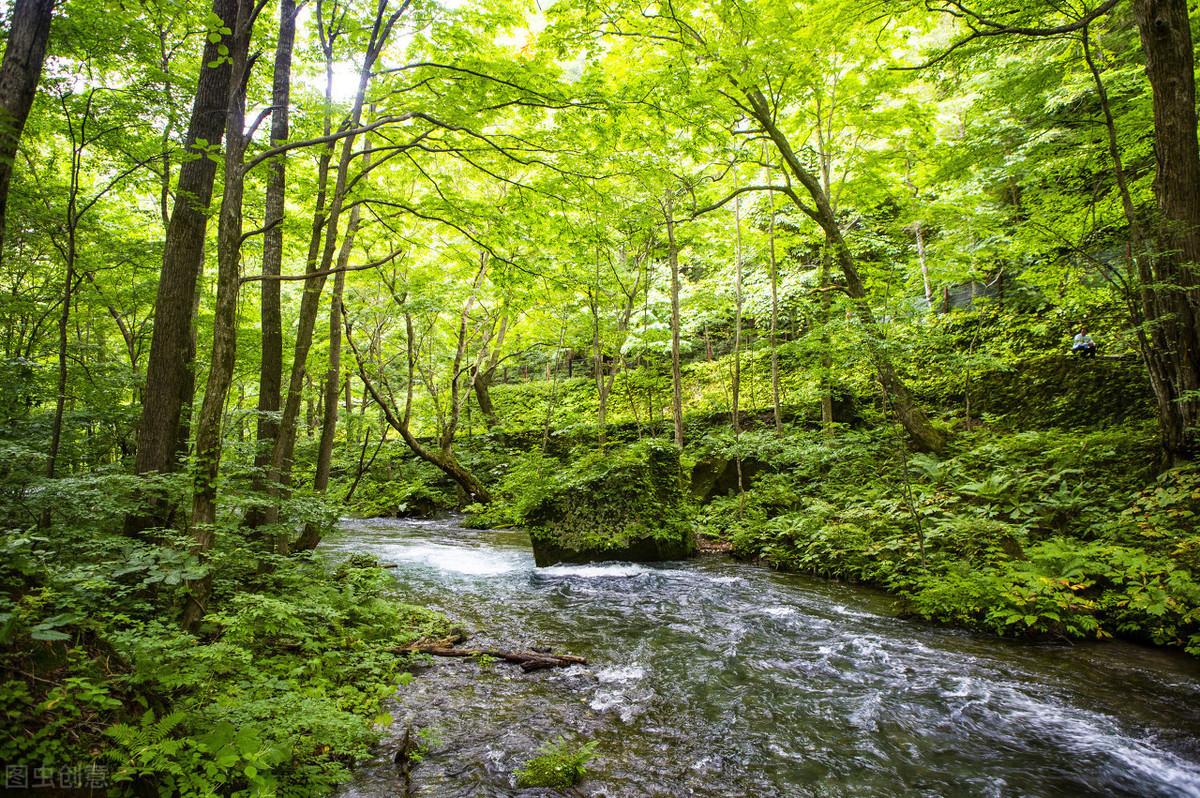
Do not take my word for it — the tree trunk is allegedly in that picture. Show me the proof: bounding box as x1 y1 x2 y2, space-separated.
768 181 783 434
253 0 296 486
470 315 506 430
666 193 684 448
742 85 945 453
591 276 607 444
294 180 364 551
45 221 73 484
46 120 86 489
312 198 360 492
183 0 256 631
0 0 55 264
343 308 493 503
131 0 237 532
1132 0 1200 461
472 368 498 427
265 2 402 537
819 239 834 430
172 282 203 464
731 193 743 436
914 221 932 304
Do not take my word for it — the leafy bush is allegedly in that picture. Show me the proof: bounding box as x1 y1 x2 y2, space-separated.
514 737 597 789
704 425 1200 654
345 449 457 518
463 449 560 529
1 506 452 796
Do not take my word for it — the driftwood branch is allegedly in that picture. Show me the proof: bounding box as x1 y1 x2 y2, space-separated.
395 637 587 672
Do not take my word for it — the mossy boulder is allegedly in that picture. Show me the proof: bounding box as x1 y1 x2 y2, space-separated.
525 440 696 566
689 455 773 503
954 353 1153 428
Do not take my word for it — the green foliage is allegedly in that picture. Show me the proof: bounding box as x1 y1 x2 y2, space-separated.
464 448 560 529
514 737 598 789
1 501 452 796
705 424 1200 653
345 448 458 518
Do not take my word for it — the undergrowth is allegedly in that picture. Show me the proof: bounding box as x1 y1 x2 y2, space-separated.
1 483 451 796
693 424 1200 655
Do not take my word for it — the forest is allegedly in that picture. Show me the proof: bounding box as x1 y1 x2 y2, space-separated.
2 0 1200 794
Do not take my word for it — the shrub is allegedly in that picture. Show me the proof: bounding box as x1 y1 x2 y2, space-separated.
514 737 597 789
1 514 452 796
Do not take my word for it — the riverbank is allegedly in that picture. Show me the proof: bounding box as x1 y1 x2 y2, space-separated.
691 424 1200 655
0 516 455 796
348 420 1200 658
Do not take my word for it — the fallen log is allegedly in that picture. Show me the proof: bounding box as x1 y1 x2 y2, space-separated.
395 642 587 672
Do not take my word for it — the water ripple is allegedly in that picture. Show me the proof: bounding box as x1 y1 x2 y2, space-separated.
331 518 1200 798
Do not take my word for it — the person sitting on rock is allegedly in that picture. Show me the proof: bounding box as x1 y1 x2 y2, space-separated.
1072 328 1097 358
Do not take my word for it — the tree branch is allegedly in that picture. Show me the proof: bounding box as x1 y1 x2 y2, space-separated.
902 0 1120 69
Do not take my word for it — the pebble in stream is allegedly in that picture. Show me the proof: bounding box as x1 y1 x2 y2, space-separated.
329 518 1200 798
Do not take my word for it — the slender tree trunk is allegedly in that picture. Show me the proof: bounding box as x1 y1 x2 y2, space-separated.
590 273 607 445
1083 26 1178 463
309 211 355 489
743 85 944 453
768 182 783 434
46 222 73 484
312 193 361 491
343 425 385 505
470 315 506 429
183 0 256 630
253 0 296 491
0 0 55 264
542 320 568 451
294 173 365 551
819 240 834 431
914 221 932 305
732 194 745 499
1132 0 1200 461
731 193 743 436
266 2 403 538
343 309 493 503
46 123 84 488
666 193 684 447
131 0 237 532
306 374 316 437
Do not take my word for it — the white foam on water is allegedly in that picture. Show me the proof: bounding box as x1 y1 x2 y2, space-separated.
762 605 797 618
378 543 523 576
596 665 646 683
589 691 623 712
848 692 882 731
539 563 649 578
1004 689 1200 794
588 688 646 723
925 675 1200 795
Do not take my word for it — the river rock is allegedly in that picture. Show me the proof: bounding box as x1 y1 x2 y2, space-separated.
525 440 696 566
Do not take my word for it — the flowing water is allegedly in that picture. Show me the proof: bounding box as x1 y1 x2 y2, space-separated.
329 517 1200 798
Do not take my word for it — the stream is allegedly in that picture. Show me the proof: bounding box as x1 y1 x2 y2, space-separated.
328 517 1200 798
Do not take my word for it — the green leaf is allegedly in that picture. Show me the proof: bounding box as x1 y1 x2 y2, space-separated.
30 628 70 641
